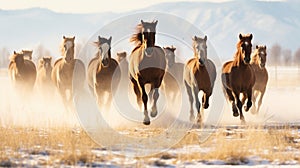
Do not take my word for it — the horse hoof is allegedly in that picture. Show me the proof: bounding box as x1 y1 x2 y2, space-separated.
233 111 239 117
143 119 151 125
244 106 250 112
204 103 209 109
150 110 157 118
250 107 257 115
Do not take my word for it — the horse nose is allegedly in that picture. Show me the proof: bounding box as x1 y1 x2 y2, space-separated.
199 58 205 65
261 63 265 67
244 57 250 63
145 48 153 55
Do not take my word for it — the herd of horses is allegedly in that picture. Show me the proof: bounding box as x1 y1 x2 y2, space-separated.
7 20 268 126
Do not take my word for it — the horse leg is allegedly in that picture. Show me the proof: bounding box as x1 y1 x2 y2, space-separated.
130 77 142 109
244 88 253 112
149 84 155 107
225 88 239 117
203 90 212 109
233 91 245 124
185 81 195 121
251 90 259 114
151 78 163 118
140 82 150 125
241 93 247 105
256 88 266 114
193 87 202 126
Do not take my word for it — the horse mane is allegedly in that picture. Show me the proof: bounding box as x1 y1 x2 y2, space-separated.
130 23 143 46
233 40 244 66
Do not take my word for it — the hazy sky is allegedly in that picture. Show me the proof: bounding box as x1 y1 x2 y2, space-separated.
0 0 234 13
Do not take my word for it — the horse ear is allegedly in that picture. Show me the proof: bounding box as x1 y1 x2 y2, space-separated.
204 35 207 41
141 20 144 24
264 45 267 50
256 45 259 49
249 34 253 40
13 51 16 54
154 20 158 26
108 36 112 44
98 36 101 42
63 36 66 39
72 36 75 41
239 33 243 40
192 36 197 41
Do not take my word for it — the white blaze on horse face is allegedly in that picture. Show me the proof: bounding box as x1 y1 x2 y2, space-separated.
65 41 73 52
100 43 110 59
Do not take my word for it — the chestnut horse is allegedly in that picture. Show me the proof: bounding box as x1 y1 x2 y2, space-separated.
129 20 166 125
250 45 268 114
8 51 37 97
87 36 120 108
184 35 216 125
51 36 86 107
221 34 255 124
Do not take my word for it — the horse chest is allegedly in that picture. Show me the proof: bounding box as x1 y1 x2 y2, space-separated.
194 67 211 90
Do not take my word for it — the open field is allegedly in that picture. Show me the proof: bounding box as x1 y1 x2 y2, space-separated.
1 67 300 167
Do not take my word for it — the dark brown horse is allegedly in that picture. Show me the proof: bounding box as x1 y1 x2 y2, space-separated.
221 33 255 124
184 35 216 125
129 20 166 125
8 51 37 97
250 45 268 114
163 46 184 103
87 36 120 108
51 36 86 107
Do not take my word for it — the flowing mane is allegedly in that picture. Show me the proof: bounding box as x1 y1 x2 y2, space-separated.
130 23 143 46
233 40 244 66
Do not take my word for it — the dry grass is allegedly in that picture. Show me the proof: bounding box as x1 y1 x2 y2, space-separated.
0 125 300 166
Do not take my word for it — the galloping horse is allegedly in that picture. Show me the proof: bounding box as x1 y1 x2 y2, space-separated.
129 20 166 125
8 51 37 97
163 46 184 102
250 45 268 114
37 56 53 88
51 36 86 107
221 33 255 124
184 35 216 125
87 36 120 108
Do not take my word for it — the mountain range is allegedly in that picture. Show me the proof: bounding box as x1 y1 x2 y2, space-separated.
0 0 299 63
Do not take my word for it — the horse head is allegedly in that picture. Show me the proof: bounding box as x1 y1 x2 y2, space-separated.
94 35 112 67
141 20 157 55
256 45 267 68
193 35 208 65
163 46 176 67
22 50 33 60
116 51 127 63
239 33 253 64
10 51 24 65
62 36 75 63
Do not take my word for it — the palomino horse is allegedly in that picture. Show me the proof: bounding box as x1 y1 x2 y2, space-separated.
22 50 33 60
184 35 216 125
87 36 120 108
162 46 184 102
249 45 268 114
8 51 37 97
51 36 86 107
37 56 53 89
222 33 255 124
129 20 166 125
